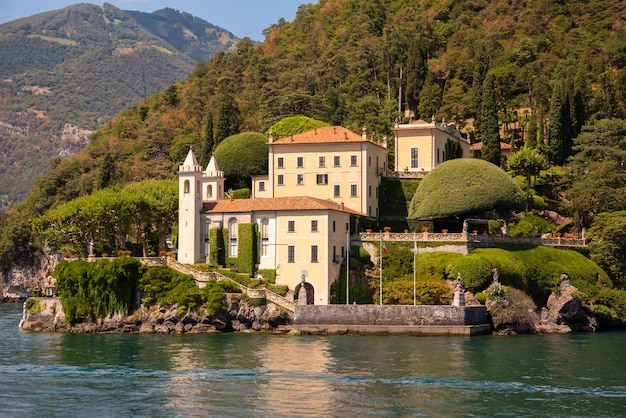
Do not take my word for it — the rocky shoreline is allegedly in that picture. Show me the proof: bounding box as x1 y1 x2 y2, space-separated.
20 294 293 334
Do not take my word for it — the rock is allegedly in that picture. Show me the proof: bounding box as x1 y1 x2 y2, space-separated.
536 275 597 333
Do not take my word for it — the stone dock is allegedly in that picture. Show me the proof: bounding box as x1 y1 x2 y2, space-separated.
293 305 492 336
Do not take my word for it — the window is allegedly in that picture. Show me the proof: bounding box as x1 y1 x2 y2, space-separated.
207 184 213 199
376 186 379 198
288 220 295 232
332 245 338 263
297 156 304 168
437 148 441 164
368 156 371 166
334 155 341 166
350 155 357 166
368 185 372 197
316 174 328 185
228 218 238 257
311 220 318 232
277 157 284 168
184 180 190 194
350 184 357 197
258 181 265 191
369 206 372 216
333 184 341 197
311 245 318 263
318 156 326 167
277 174 284 185
204 219 211 259
288 245 295 263
333 220 336 232
261 219 269 256
297 174 304 185
411 147 419 168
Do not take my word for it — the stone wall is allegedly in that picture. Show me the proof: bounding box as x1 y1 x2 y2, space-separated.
294 305 489 326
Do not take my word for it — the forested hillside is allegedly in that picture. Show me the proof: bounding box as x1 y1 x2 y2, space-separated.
1 0 625 285
0 3 239 207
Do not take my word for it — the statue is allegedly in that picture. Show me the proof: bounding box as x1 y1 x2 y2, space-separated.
492 268 499 284
452 273 465 306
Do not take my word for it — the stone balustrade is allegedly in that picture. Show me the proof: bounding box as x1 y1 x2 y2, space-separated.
358 232 587 247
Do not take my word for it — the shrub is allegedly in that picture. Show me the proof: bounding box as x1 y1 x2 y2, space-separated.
445 255 492 290
409 158 525 219
25 298 43 315
475 292 486 304
266 115 330 139
487 287 539 332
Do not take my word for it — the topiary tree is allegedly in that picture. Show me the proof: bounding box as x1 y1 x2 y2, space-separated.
408 158 525 219
213 132 269 189
266 115 330 140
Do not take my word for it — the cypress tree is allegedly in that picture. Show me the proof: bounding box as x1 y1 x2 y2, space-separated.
471 43 491 137
548 83 567 165
200 112 214 168
480 73 501 166
215 102 231 146
405 37 428 117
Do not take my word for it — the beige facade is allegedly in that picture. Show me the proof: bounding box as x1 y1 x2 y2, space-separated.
252 126 388 218
201 198 356 305
392 119 470 173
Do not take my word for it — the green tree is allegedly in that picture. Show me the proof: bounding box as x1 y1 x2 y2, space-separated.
548 82 568 165
565 119 626 229
267 115 329 139
480 73 501 166
213 132 269 189
444 139 463 161
417 73 442 121
200 112 214 168
589 211 626 289
508 147 547 188
405 37 428 116
525 113 538 148
215 102 232 145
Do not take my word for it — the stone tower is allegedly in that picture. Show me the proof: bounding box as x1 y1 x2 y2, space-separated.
178 149 203 264
177 149 225 264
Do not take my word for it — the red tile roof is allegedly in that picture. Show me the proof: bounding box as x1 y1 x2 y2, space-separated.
270 126 383 148
202 196 363 215
470 141 512 151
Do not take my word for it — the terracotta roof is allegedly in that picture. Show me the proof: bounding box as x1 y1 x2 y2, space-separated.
270 126 382 147
202 196 363 215
470 141 512 151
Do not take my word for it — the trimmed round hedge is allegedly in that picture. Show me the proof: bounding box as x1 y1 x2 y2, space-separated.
214 132 268 186
409 158 525 219
266 115 330 139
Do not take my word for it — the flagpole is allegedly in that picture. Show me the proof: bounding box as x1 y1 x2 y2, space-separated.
346 228 350 305
379 230 383 306
413 233 417 306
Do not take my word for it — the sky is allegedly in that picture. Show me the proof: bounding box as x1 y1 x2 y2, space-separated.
0 0 303 41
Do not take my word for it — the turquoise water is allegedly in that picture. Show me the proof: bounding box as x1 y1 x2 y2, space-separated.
1 303 625 417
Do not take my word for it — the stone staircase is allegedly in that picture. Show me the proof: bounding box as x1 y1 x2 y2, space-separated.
162 257 296 313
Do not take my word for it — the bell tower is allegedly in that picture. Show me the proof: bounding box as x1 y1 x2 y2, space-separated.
178 148 203 264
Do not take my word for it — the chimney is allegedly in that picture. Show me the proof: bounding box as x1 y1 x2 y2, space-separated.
362 126 367 139
314 128 317 135
290 134 294 142
268 130 274 142
344 131 348 140
333 126 337 134
340 202 344 211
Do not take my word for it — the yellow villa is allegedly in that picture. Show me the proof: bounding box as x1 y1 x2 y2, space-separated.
392 118 470 175
252 126 388 218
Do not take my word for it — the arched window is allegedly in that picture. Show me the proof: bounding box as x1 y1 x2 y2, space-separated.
207 184 213 199
228 218 238 257
184 180 190 194
261 219 269 256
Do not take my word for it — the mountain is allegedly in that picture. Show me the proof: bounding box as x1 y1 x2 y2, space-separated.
0 3 240 208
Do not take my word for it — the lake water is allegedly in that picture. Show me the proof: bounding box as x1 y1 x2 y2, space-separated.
1 303 625 417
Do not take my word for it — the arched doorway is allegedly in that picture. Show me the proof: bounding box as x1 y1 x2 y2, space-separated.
294 282 315 305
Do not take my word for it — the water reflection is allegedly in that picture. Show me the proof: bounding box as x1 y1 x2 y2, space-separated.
256 335 334 416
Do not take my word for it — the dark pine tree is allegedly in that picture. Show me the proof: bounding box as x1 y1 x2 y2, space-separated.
215 102 231 146
405 37 428 117
471 43 491 137
480 73 501 166
548 82 567 165
200 112 214 168
525 113 538 148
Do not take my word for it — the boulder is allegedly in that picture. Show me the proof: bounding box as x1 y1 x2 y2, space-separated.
536 274 598 333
